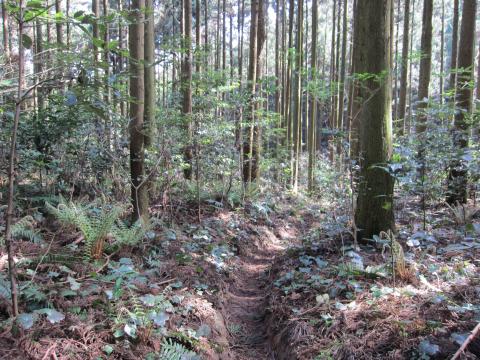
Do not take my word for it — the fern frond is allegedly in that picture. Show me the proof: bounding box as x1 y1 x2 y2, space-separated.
159 338 198 360
0 216 42 245
111 220 147 247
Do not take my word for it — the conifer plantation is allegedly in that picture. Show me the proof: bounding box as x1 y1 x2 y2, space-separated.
0 0 479 358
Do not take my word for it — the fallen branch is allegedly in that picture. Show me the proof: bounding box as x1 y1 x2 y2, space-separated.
451 322 480 360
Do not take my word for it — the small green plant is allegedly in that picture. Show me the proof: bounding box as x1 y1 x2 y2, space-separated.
0 216 42 244
445 201 478 227
159 338 199 360
46 197 146 261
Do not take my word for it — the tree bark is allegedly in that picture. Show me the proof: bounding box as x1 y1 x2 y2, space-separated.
55 0 63 46
182 0 193 180
129 0 148 221
291 0 303 191
308 0 318 191
415 0 433 135
449 0 460 91
5 0 26 317
447 0 477 204
354 0 395 239
144 0 155 147
397 0 410 135
2 0 10 59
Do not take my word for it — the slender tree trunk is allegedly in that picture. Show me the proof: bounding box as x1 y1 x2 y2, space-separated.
182 0 194 180
129 0 148 221
196 0 201 73
1 0 10 59
204 0 209 66
449 0 460 91
244 0 259 183
392 0 398 121
118 0 125 117
92 0 100 82
55 0 63 46
222 0 226 72
275 0 280 116
447 0 477 204
35 19 44 110
243 0 265 183
415 0 433 136
354 0 395 239
5 0 26 317
308 0 318 191
66 0 70 46
291 0 303 191
285 0 294 157
336 0 347 139
328 0 336 160
144 0 155 147
398 0 410 135
439 0 445 105
103 0 111 147
407 0 416 133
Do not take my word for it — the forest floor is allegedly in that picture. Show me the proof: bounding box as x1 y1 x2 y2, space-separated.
0 193 480 359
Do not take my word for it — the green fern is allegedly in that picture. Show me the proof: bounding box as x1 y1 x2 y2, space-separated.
159 338 198 360
111 220 147 248
0 216 42 244
46 198 124 260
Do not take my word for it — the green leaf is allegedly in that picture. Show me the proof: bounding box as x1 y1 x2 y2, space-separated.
36 308 65 324
17 313 36 329
124 323 136 338
107 40 119 50
102 344 114 355
67 276 81 291
73 10 85 18
150 311 169 327
22 34 33 49
92 37 105 49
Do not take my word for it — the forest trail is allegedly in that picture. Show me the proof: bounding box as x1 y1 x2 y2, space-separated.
222 227 288 360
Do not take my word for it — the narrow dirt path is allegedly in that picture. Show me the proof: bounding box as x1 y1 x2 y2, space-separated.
222 227 288 360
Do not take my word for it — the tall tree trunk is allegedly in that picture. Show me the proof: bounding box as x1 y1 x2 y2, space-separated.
182 0 193 180
35 19 44 110
415 0 433 136
129 0 148 221
393 0 400 121
2 0 10 59
449 0 460 91
222 0 226 72
354 0 395 239
144 0 155 147
66 0 70 46
244 0 259 183
291 0 303 191
336 0 347 140
92 0 100 82
308 0 318 191
447 0 477 204
243 0 265 183
284 0 294 155
328 0 336 160
103 0 111 147
238 0 245 80
439 0 445 105
5 0 26 317
407 0 416 132
398 0 410 135
196 0 201 73
55 0 63 46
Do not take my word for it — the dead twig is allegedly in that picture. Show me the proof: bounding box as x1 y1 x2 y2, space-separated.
451 322 480 360
41 343 56 360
